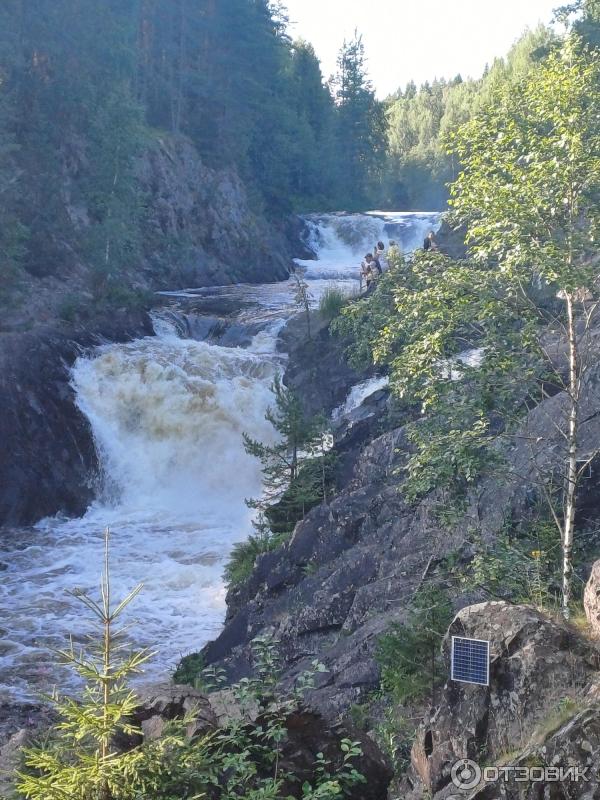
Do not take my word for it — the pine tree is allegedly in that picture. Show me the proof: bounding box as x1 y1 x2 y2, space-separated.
331 31 385 208
17 528 151 800
243 374 319 494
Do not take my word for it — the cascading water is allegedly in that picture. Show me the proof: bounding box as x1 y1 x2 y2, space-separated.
295 210 441 280
0 211 441 702
0 330 281 700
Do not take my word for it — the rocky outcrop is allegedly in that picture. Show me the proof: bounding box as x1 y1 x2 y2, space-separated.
584 560 600 638
435 218 468 260
1 684 392 799
408 602 600 798
0 702 58 797
125 684 392 800
138 136 292 288
0 310 153 527
280 313 375 418
200 324 600 725
200 410 471 719
119 683 217 746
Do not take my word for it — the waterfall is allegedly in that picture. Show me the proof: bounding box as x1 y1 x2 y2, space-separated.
0 327 282 700
297 210 442 280
0 210 441 702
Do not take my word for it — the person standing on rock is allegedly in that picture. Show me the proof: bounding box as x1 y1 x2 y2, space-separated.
387 240 400 264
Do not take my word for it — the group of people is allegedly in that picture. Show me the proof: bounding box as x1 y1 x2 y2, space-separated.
359 231 438 292
360 240 394 291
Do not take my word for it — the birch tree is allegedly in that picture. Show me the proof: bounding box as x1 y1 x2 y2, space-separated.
448 37 600 617
337 37 600 618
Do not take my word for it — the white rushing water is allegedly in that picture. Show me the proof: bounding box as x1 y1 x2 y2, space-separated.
332 376 390 421
295 210 441 279
0 211 440 702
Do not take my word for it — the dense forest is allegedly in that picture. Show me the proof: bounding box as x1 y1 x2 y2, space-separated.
0 0 383 301
3 0 599 307
4 2 600 799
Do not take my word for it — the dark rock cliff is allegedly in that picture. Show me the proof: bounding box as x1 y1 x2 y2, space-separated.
200 308 600 742
0 133 302 528
138 136 292 288
0 310 153 527
408 601 600 800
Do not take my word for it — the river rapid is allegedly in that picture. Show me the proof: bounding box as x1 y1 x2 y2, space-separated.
0 211 439 702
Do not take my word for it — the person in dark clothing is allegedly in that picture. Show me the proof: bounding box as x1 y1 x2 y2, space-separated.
374 240 387 271
423 231 438 251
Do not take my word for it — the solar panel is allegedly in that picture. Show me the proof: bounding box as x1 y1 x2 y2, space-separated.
451 636 490 686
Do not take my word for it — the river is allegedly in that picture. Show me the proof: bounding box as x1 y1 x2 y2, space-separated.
0 211 439 702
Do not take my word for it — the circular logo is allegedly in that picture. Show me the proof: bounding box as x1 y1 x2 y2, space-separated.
451 759 482 790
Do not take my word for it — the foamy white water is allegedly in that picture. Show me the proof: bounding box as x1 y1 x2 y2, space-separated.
0 211 440 702
332 376 390 421
296 211 441 279
0 331 281 700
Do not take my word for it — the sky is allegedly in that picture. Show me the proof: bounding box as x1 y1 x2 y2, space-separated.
284 0 560 98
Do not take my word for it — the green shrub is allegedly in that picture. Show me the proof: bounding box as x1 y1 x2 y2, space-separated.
376 584 453 704
224 526 288 588
57 293 81 322
319 286 349 320
461 517 564 609
173 651 205 686
266 453 337 536
15 534 367 800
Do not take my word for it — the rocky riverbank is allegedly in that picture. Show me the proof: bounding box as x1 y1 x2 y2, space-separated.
190 254 600 796
0 309 154 526
0 131 310 527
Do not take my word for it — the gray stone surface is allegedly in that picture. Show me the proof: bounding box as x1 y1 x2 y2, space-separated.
407 602 600 799
584 560 600 638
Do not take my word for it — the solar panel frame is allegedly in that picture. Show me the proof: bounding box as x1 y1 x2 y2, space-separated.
450 636 490 686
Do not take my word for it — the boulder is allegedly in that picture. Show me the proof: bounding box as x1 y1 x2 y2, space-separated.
130 683 216 743
467 708 600 799
126 684 391 799
0 728 29 796
584 560 600 638
275 709 392 800
409 602 600 798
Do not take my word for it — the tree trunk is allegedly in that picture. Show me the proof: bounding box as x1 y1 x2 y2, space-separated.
562 293 579 619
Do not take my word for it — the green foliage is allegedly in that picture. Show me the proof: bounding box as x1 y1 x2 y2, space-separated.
372 709 416 778
233 381 336 588
376 584 454 704
330 32 386 208
243 377 335 522
557 0 600 47
224 513 288 588
448 37 600 291
0 0 387 296
292 271 314 340
15 556 366 800
266 450 338 536
332 252 408 370
341 248 543 500
382 26 555 209
319 287 350 320
334 38 600 513
461 515 591 609
172 651 206 688
81 86 147 294
16 528 151 799
243 374 322 495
